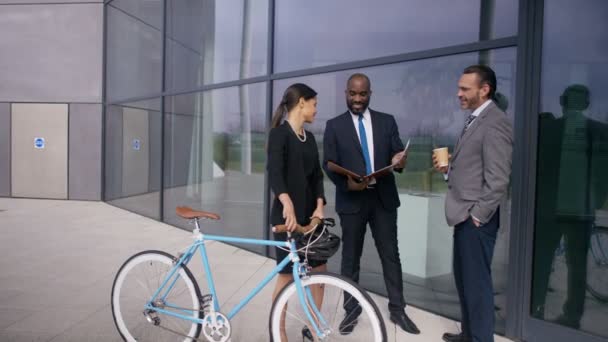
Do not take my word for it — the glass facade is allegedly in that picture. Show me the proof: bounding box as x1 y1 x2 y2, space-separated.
163 83 267 252
106 1 163 101
531 0 608 338
274 0 518 72
105 98 162 219
165 0 268 91
102 0 608 341
273 47 517 329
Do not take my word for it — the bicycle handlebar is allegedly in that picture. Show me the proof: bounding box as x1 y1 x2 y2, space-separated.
272 217 324 234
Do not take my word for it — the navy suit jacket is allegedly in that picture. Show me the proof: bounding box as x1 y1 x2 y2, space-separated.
323 109 405 214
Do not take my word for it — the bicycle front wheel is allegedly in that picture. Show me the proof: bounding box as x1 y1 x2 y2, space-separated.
111 250 202 341
269 272 387 342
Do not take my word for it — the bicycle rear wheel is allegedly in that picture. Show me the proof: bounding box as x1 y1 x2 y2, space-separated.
587 227 608 302
111 250 202 341
269 272 386 342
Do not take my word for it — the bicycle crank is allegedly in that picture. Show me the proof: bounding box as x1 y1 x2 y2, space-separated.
202 312 231 342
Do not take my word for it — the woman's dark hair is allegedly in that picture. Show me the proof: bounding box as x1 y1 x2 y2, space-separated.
463 64 497 100
271 83 317 128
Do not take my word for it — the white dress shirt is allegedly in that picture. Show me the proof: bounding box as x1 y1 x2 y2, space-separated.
467 99 493 127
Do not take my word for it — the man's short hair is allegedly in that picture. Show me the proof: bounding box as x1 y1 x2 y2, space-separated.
347 73 371 89
463 65 497 99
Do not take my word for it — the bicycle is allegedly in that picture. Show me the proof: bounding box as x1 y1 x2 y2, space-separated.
111 206 387 341
551 223 608 302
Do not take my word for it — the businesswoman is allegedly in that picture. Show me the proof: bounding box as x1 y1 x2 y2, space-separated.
267 83 326 341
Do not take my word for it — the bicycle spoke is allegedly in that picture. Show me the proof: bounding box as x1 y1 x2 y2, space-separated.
112 251 202 341
270 273 385 341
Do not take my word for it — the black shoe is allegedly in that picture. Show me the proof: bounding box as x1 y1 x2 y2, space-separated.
390 311 420 334
339 308 362 335
442 332 470 342
301 326 313 341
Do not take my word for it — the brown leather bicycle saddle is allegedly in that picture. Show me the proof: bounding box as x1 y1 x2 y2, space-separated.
175 206 220 220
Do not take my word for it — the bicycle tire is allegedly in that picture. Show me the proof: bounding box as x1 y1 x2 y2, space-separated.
111 250 203 341
269 272 387 341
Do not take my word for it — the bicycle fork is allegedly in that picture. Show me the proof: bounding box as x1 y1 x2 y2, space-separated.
292 263 330 340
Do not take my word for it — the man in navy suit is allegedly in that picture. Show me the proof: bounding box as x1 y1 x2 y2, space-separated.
323 73 420 335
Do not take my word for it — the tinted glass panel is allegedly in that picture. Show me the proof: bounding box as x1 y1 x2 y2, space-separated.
106 3 163 100
274 0 517 72
531 0 608 337
165 0 268 91
163 83 267 253
273 47 516 332
105 98 162 219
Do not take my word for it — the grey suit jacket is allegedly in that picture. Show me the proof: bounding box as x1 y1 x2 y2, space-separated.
445 101 513 227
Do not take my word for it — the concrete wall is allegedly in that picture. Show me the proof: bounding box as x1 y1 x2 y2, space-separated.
0 1 103 200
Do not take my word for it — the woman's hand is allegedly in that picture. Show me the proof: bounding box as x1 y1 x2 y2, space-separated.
279 194 297 232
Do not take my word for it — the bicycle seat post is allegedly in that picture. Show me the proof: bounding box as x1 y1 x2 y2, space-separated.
192 218 203 241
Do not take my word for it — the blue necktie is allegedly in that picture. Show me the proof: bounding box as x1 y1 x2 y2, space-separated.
358 115 372 175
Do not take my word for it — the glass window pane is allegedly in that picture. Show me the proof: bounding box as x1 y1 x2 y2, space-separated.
105 98 162 220
106 2 163 101
273 47 516 333
165 0 269 91
274 0 518 72
163 83 267 253
109 0 163 28
531 0 608 337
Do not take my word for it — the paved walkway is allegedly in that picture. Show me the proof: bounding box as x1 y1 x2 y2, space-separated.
0 198 511 341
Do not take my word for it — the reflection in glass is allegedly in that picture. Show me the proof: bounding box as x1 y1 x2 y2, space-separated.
165 0 268 91
273 47 516 333
163 83 267 253
274 0 518 72
106 4 163 101
109 0 163 28
533 85 608 330
531 1 608 336
105 98 162 219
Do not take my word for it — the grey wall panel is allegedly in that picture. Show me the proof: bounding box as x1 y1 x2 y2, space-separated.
0 103 10 196
69 104 102 200
11 104 68 199
0 4 102 102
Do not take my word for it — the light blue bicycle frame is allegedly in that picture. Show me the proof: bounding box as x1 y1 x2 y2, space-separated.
143 221 329 338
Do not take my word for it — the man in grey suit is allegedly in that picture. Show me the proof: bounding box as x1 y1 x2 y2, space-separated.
434 65 513 342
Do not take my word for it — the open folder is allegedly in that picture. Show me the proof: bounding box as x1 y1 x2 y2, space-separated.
326 139 410 182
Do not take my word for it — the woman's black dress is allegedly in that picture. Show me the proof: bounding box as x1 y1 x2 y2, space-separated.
267 122 326 273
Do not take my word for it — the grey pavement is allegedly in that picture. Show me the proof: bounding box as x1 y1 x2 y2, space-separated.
0 198 512 341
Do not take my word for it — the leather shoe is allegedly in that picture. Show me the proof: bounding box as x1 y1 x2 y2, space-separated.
442 332 470 342
390 311 420 334
339 307 362 335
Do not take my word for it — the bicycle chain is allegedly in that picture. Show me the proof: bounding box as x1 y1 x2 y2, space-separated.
147 297 213 342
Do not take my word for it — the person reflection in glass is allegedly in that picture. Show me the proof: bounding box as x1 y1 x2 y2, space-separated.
532 84 608 329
